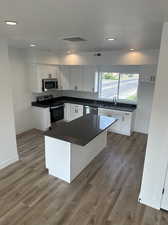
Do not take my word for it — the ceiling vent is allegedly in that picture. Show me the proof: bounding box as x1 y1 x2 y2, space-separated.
63 37 87 42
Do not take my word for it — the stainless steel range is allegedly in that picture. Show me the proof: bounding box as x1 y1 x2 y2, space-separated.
36 95 64 123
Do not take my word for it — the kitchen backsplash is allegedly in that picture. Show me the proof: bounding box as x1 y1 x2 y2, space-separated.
32 90 99 101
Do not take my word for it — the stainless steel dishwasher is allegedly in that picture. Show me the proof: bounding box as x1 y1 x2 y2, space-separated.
83 105 98 115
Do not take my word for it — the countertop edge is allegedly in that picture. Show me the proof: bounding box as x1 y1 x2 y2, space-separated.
32 97 137 112
44 115 118 146
44 119 118 146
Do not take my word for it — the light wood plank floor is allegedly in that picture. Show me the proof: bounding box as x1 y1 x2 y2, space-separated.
0 130 168 225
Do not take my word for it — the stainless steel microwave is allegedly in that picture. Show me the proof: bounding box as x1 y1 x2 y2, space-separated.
42 79 58 92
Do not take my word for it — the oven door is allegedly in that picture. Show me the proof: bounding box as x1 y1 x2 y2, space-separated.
50 105 64 123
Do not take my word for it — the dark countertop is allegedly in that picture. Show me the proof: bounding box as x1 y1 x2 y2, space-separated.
32 96 136 112
44 114 117 146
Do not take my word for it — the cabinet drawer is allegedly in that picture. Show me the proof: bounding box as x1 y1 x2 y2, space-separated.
70 104 83 121
71 104 83 113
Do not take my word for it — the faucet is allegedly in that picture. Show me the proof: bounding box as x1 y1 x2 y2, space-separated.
113 96 117 105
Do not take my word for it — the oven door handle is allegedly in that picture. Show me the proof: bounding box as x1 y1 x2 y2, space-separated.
50 105 64 110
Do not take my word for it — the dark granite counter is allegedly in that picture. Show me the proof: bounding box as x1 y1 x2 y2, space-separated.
44 114 117 146
32 96 136 112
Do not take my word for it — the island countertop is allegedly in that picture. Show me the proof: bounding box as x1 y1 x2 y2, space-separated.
44 114 117 146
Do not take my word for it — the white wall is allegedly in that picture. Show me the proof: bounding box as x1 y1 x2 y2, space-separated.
0 40 19 169
28 49 159 66
61 49 159 66
9 48 34 134
134 65 157 134
139 22 168 209
134 82 155 133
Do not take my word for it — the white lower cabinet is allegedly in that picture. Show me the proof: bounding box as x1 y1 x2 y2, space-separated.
32 107 51 131
64 103 83 122
98 108 134 136
32 104 134 135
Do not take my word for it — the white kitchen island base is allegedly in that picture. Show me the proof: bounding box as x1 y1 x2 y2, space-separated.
45 130 107 183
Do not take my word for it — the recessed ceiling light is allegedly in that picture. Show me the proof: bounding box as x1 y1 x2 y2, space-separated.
67 50 72 54
130 48 135 51
5 20 17 26
106 37 116 41
30 43 36 47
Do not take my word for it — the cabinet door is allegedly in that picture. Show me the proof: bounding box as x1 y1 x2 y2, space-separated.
70 104 83 121
59 67 70 90
108 111 122 133
82 66 97 92
37 65 57 79
98 108 121 132
69 67 83 91
38 65 62 89
29 64 61 93
120 112 132 136
98 108 133 135
109 110 132 135
29 64 41 93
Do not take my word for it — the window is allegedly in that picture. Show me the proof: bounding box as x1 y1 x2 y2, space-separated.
99 72 139 103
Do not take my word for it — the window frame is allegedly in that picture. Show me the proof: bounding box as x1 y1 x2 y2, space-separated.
98 72 139 104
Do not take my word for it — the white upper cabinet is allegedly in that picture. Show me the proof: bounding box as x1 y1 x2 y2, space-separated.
29 64 61 93
69 66 83 91
29 64 41 93
60 65 98 92
58 65 83 91
59 66 70 90
37 64 58 79
29 64 98 93
82 66 98 92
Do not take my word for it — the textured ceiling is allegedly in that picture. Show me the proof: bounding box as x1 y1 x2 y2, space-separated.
0 0 167 52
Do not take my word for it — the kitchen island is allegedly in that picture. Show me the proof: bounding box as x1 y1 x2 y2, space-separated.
44 114 117 183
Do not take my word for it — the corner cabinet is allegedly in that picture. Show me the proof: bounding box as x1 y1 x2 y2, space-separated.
98 108 135 136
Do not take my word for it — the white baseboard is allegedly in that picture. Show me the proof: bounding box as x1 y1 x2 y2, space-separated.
0 156 19 170
133 128 148 134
